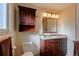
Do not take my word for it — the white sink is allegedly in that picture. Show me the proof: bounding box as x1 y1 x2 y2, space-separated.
40 34 67 40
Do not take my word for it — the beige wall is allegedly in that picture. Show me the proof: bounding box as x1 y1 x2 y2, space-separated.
75 4 79 41
59 4 76 55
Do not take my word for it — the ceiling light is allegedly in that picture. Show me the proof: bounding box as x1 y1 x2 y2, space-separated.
43 12 59 19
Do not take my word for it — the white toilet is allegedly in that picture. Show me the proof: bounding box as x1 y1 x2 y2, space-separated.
22 42 34 56
12 42 34 56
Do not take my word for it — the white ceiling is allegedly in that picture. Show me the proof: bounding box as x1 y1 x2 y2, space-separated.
28 3 73 12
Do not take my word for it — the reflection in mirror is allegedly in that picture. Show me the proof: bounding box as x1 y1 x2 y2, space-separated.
43 17 57 33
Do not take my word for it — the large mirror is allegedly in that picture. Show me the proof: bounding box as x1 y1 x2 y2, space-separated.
42 17 57 33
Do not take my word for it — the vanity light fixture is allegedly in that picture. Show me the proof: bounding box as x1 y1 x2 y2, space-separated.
43 12 59 19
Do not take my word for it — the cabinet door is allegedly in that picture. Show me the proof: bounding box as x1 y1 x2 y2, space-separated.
44 40 52 56
0 37 12 56
40 40 51 56
74 42 79 56
50 40 61 56
30 9 36 25
40 40 61 56
19 6 30 25
40 40 44 56
18 6 36 32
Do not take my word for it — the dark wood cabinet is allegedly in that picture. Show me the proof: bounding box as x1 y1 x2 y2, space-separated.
0 37 12 56
74 41 79 56
18 6 36 32
40 38 67 56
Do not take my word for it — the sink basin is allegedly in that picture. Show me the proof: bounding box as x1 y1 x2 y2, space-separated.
40 34 67 40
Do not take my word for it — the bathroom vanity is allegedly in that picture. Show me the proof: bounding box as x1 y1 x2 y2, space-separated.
40 35 67 56
40 14 67 56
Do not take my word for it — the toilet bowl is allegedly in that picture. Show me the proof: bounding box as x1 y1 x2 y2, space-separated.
22 52 33 56
22 42 34 56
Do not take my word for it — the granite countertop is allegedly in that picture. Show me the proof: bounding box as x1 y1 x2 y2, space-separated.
40 34 67 40
0 33 11 42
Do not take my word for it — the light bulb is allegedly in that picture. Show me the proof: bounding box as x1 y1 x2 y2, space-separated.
52 14 56 18
55 15 59 18
47 13 51 17
43 12 47 17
